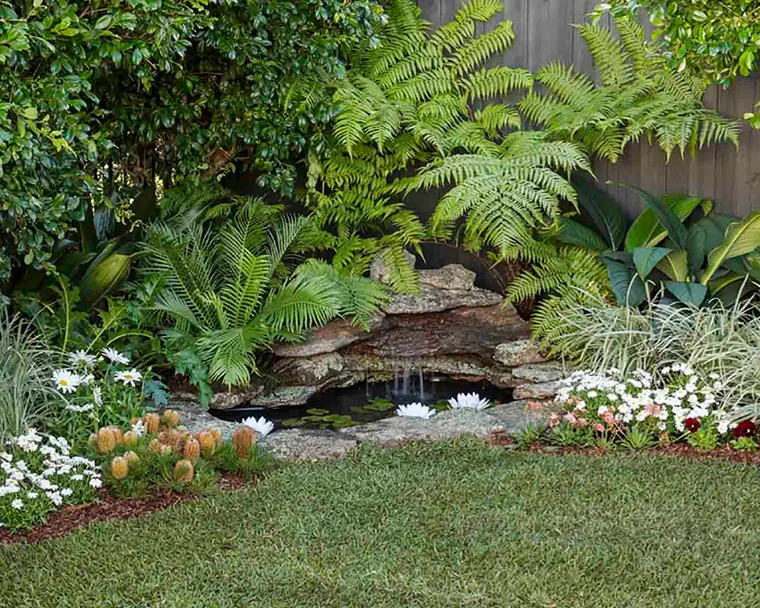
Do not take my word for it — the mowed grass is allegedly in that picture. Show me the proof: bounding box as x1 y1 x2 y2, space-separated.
2 439 760 607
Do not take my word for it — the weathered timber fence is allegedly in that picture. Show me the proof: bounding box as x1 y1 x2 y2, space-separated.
417 0 760 218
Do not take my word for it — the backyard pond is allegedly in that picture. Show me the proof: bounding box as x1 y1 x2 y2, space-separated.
210 375 513 431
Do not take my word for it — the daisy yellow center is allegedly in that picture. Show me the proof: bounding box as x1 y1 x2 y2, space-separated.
60 380 69 386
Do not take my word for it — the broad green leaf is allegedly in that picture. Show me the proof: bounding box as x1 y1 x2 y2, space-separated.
703 211 760 283
665 281 707 306
625 192 711 251
600 252 646 307
656 249 689 282
572 178 626 249
555 216 610 251
632 247 672 279
79 252 132 306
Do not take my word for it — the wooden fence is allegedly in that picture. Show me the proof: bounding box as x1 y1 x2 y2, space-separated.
417 0 760 218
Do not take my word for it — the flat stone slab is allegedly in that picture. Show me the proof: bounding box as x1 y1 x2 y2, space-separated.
264 429 359 462
513 381 563 400
511 362 565 383
340 402 545 447
383 284 502 315
418 264 476 290
493 340 545 367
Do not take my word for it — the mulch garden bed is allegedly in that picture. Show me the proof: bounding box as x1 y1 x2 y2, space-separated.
0 474 249 547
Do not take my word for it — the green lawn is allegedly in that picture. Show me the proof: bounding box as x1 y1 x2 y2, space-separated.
2 440 760 607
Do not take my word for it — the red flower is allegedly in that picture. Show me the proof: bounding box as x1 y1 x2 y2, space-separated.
684 417 701 433
733 420 758 439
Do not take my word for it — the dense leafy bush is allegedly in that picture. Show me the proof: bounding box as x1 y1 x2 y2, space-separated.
0 0 382 287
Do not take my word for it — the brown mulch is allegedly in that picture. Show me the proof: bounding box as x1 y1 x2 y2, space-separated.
486 428 760 467
0 474 251 547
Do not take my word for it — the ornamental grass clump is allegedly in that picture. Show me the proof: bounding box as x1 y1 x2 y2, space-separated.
0 429 102 532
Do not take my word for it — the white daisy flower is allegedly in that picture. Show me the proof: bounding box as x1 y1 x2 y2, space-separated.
101 347 129 365
67 350 97 368
52 370 82 394
65 403 95 413
10 499 23 510
115 369 142 387
131 419 145 437
92 386 102 406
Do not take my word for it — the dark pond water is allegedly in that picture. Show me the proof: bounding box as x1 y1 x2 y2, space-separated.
210 377 513 431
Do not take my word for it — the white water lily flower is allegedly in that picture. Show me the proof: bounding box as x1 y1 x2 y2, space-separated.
52 369 82 394
67 350 97 368
101 347 129 365
115 369 142 387
396 403 437 419
448 392 491 411
242 416 274 437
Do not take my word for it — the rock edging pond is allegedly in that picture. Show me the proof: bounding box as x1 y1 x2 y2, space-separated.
167 399 547 462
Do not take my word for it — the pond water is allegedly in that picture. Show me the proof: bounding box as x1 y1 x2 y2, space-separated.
210 377 513 431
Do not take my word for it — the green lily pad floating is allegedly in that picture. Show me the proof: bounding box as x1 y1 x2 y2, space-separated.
306 408 330 416
364 398 396 412
281 418 307 427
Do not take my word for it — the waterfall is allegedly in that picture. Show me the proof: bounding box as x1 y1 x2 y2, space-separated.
418 368 424 401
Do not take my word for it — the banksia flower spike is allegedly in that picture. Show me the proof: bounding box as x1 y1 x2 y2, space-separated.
174 459 194 483
107 426 124 444
123 430 138 447
130 416 141 426
147 438 162 454
196 431 216 457
183 438 201 463
123 450 140 465
159 444 173 456
162 410 181 428
232 426 256 458
96 428 117 454
143 413 160 434
209 428 222 445
88 433 98 447
110 456 129 480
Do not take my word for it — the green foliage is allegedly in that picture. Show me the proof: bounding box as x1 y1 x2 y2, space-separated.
144 197 387 392
519 17 740 162
602 186 760 307
291 0 586 288
506 240 611 349
731 436 758 452
686 423 720 450
621 426 657 450
595 1 760 89
513 423 546 448
0 0 383 287
0 313 57 441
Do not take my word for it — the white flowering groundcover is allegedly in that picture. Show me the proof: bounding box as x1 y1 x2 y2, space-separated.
0 429 102 532
550 365 741 443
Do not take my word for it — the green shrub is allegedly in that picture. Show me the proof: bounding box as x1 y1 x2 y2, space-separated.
0 0 383 287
